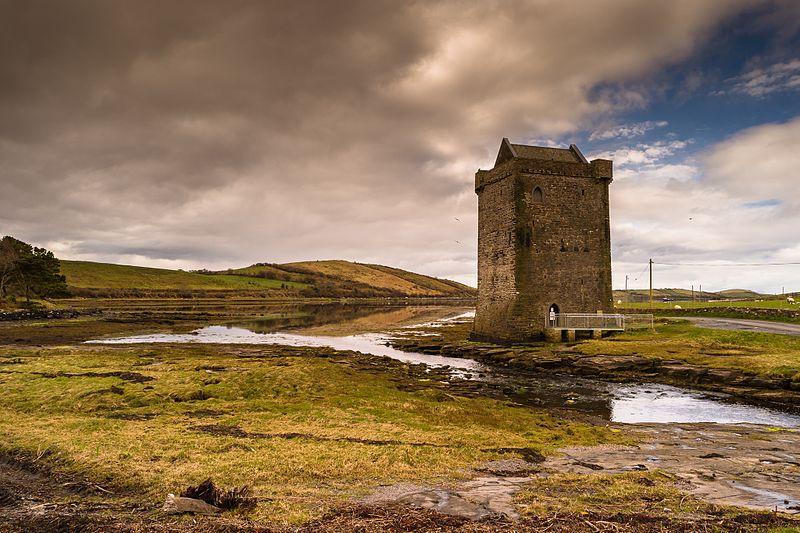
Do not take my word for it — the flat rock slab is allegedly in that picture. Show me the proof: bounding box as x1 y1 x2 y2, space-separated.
544 423 800 514
363 424 800 521
476 459 541 476
362 475 532 520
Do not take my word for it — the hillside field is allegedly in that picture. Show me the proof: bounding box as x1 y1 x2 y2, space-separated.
60 261 308 291
281 260 473 297
58 259 475 298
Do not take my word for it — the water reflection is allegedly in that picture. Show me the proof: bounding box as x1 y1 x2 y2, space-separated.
92 324 483 377
611 384 800 427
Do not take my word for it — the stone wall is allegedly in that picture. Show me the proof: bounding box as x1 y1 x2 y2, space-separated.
473 166 518 339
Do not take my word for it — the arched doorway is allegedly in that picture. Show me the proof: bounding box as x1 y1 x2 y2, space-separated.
548 303 559 327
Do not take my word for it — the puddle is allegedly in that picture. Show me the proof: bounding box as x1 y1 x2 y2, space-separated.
611 384 800 427
87 306 800 428
731 483 800 512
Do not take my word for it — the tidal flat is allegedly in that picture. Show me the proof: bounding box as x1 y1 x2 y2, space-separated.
1 300 799 531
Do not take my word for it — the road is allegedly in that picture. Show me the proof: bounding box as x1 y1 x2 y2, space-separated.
680 316 800 336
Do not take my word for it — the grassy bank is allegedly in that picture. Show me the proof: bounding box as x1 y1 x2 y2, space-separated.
390 318 800 405
0 342 622 524
578 320 800 379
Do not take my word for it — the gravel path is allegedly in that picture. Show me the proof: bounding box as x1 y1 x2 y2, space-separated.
680 316 800 336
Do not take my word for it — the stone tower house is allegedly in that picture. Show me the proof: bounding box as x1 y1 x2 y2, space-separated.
473 138 613 342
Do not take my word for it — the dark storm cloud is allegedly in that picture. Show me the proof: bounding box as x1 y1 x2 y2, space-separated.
0 0 769 282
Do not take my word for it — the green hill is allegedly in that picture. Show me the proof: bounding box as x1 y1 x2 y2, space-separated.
612 287 768 303
716 289 766 299
612 287 795 309
60 261 308 291
60 259 475 299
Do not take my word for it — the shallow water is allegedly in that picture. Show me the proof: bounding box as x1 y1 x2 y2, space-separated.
90 325 484 377
610 384 800 427
87 305 800 428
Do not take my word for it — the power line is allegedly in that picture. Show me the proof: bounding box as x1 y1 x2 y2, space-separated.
655 261 800 267
631 264 648 281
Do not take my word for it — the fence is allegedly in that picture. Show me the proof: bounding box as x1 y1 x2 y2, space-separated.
622 313 655 330
545 313 653 331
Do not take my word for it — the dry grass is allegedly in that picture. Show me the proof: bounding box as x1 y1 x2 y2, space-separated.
516 471 701 517
0 342 621 524
515 471 797 532
284 260 465 296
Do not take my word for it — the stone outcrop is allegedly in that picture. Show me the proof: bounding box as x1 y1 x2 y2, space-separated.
0 308 95 321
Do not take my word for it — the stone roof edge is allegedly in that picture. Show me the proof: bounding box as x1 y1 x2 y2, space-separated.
569 144 589 164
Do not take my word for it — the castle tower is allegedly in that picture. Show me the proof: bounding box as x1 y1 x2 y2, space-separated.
473 138 613 342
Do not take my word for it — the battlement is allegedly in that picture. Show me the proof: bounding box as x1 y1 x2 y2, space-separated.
475 139 612 192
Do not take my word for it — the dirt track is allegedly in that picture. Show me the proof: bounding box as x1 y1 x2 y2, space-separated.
0 453 143 532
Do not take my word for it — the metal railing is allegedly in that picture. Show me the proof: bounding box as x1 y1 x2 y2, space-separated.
545 313 653 331
621 313 655 330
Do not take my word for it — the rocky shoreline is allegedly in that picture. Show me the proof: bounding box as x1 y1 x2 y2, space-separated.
0 308 101 322
389 336 800 410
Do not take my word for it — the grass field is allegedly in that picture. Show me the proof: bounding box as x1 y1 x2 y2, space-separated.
2 303 799 530
617 299 798 310
516 471 707 519
0 342 621 524
60 261 308 291
226 263 309 283
578 320 800 378
58 259 475 298
613 288 769 302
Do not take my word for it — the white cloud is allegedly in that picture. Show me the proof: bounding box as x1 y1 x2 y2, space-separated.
701 116 800 207
593 139 693 166
589 120 669 141
719 58 800 97
0 0 775 289
608 117 800 292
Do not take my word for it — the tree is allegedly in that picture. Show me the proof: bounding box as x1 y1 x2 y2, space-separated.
0 236 29 298
0 236 68 300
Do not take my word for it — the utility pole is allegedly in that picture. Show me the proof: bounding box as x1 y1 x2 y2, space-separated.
625 275 629 304
691 284 694 304
649 258 653 309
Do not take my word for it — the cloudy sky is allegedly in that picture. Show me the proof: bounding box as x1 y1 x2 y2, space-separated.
2 0 800 292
